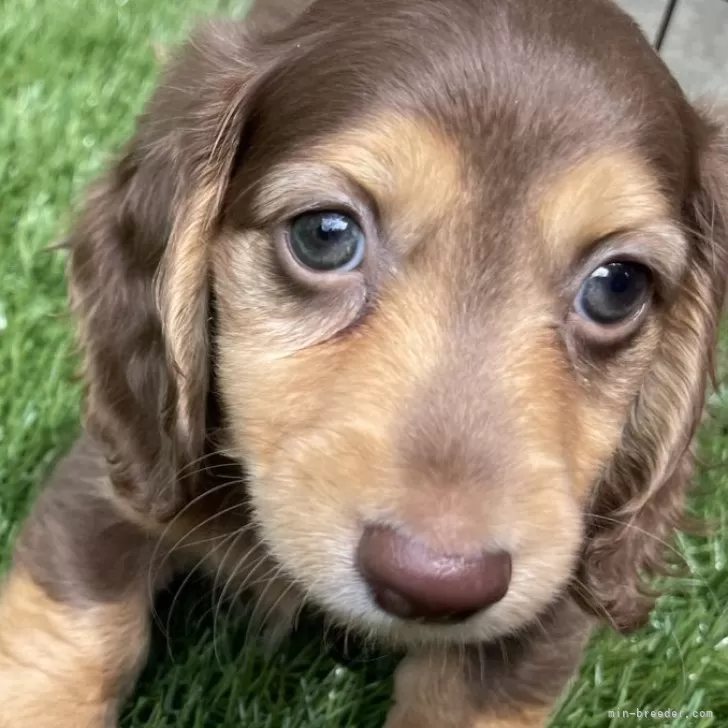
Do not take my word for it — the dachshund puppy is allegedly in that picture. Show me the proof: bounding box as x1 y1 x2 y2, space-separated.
1 0 727 726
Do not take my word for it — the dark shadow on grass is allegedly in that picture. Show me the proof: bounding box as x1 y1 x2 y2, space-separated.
123 574 398 728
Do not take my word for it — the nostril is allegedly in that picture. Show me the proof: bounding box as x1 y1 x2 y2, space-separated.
356 524 511 622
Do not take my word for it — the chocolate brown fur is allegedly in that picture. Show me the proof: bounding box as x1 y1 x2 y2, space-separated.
2 0 728 726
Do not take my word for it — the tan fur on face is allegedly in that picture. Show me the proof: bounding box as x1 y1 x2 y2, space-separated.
217 256 448 472
0 572 148 728
215 160 578 646
539 150 670 261
313 113 465 244
252 113 463 231
215 230 455 636
211 107 688 646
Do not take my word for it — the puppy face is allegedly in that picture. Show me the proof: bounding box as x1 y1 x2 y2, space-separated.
207 0 712 644
71 0 728 647
214 141 670 641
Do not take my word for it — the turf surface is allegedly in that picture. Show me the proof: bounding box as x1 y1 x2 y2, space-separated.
1 1 727 725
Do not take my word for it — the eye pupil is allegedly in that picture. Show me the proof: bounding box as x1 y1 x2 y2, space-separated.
577 261 650 325
289 211 365 272
609 267 631 295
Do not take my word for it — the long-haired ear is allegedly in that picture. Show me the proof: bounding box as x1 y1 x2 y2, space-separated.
69 23 262 521
574 109 728 632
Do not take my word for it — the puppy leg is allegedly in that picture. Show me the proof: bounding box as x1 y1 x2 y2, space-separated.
0 572 149 728
384 651 551 728
385 602 591 728
0 437 159 728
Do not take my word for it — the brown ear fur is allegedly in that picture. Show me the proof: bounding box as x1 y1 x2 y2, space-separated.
575 109 728 631
68 23 264 520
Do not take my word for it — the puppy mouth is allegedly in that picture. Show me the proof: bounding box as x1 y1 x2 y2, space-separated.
253 522 576 648
247 456 583 645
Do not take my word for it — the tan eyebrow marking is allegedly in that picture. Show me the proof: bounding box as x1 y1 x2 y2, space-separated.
254 112 466 245
539 150 670 260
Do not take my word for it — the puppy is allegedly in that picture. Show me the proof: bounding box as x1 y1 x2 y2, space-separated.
1 0 727 726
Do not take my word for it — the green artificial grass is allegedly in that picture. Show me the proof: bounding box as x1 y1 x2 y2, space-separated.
1 0 727 725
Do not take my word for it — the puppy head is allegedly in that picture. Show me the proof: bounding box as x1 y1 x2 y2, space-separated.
70 0 728 644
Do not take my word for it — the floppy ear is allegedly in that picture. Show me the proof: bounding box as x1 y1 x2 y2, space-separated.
575 109 728 632
69 23 264 521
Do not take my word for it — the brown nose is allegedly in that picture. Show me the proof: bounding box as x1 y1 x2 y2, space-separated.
356 525 511 622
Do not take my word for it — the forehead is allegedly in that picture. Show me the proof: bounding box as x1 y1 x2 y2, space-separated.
248 0 688 178
228 0 696 291
235 0 693 268
251 110 671 277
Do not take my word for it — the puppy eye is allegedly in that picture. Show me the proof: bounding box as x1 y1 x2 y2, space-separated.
575 261 651 325
288 211 365 272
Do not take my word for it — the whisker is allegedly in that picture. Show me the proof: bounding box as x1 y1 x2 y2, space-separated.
213 537 266 668
227 558 282 662
149 496 250 629
147 478 243 630
161 540 230 663
569 576 622 634
258 579 301 649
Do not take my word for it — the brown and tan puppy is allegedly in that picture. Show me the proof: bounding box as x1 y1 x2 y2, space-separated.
1 0 727 725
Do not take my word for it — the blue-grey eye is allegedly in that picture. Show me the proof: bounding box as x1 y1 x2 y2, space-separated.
288 211 365 272
576 262 651 325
